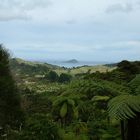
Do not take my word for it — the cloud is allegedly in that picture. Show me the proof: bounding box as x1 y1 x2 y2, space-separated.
0 0 137 23
0 0 51 21
0 10 31 21
106 3 133 14
0 0 112 22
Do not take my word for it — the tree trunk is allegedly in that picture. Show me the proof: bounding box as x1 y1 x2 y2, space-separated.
121 120 125 140
126 113 140 140
135 113 140 140
127 119 136 140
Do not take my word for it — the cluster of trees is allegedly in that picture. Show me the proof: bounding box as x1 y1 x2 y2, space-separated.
45 71 72 83
0 44 140 140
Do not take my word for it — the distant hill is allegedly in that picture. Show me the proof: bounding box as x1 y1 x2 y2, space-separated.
9 58 117 78
10 58 62 75
64 59 78 63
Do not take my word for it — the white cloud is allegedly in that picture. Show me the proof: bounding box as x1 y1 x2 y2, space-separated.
0 10 30 21
0 0 139 23
0 0 51 21
0 0 131 23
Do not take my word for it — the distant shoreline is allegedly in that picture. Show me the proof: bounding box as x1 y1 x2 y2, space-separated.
12 57 115 68
41 60 113 68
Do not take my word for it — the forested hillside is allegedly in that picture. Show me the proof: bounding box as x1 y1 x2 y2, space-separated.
10 58 61 75
0 45 140 140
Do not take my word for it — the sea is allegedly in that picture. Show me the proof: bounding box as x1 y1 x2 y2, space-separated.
44 60 111 68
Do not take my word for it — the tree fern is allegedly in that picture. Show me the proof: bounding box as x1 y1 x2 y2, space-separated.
108 95 140 120
60 103 67 118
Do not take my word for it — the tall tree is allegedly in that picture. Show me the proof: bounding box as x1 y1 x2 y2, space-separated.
0 45 23 132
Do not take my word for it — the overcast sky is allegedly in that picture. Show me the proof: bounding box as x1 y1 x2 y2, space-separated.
0 0 140 62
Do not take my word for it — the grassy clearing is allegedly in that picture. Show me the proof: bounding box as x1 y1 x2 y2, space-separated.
55 65 116 75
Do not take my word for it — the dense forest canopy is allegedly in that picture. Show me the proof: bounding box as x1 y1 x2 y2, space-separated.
0 45 140 140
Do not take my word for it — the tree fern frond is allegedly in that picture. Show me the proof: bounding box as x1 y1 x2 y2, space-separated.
60 103 67 118
108 95 140 120
72 107 78 119
67 99 75 107
92 95 110 102
52 97 66 106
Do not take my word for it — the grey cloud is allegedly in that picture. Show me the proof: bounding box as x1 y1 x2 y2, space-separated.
0 0 51 21
106 3 133 14
0 13 31 21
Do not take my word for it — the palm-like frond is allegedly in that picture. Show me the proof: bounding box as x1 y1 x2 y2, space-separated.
108 95 140 120
92 95 110 102
60 103 67 118
52 97 67 106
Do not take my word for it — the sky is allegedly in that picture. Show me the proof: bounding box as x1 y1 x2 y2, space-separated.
0 0 140 62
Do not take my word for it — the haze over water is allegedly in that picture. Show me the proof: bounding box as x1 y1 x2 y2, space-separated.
33 59 112 68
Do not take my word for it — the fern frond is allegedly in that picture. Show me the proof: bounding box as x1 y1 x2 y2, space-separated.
52 97 67 106
92 95 110 102
60 103 67 118
67 99 75 107
108 95 140 120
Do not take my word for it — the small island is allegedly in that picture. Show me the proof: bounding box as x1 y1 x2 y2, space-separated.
64 59 79 63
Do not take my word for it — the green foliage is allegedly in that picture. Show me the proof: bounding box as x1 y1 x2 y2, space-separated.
99 127 120 140
59 73 72 83
66 79 126 100
87 60 140 84
58 126 89 140
23 93 52 115
20 114 60 140
118 60 140 75
108 95 140 120
7 55 140 140
10 58 60 76
136 86 140 95
128 74 140 94
61 132 75 140
0 45 24 132
92 96 110 102
45 70 59 82
0 45 10 75
52 96 79 125
72 121 88 135
60 103 68 118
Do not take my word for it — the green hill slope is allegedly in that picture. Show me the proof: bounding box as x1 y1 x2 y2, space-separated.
10 58 61 75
